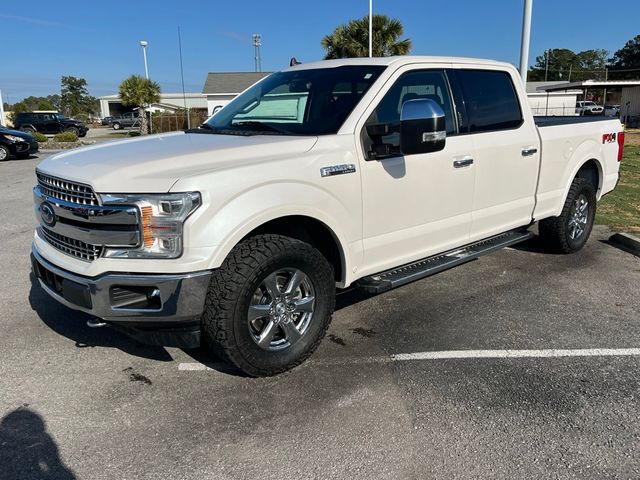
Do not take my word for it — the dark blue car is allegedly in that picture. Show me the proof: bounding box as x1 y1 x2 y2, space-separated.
0 125 39 161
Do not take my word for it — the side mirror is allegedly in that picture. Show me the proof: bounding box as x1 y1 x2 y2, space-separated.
400 99 446 155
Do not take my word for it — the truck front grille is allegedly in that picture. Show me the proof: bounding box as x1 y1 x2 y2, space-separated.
37 172 98 206
40 227 103 261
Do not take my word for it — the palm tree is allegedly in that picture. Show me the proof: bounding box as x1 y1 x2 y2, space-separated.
322 14 411 59
118 75 161 135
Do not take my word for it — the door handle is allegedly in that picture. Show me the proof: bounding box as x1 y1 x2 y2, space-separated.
453 158 474 168
521 147 538 156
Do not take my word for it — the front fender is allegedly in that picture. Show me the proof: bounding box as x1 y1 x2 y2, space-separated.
190 182 361 287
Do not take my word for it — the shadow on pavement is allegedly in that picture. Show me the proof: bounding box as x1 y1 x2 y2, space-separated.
0 408 76 480
28 273 173 362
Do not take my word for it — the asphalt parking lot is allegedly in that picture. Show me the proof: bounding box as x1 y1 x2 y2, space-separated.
2 153 640 479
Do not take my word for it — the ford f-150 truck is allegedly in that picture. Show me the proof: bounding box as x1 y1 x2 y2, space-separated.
31 57 624 376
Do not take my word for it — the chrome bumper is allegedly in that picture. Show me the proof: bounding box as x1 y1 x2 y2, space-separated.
31 245 212 324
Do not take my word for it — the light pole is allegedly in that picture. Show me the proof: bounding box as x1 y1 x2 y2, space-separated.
519 0 533 84
140 40 149 79
368 0 373 57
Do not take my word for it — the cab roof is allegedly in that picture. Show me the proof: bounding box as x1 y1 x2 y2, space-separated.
284 56 513 72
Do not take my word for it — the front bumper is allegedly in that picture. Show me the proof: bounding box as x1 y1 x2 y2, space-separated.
9 140 38 156
31 245 212 325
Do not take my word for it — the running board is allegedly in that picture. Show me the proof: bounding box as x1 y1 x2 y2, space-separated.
358 230 534 294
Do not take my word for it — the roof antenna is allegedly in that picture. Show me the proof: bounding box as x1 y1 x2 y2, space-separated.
290 57 301 67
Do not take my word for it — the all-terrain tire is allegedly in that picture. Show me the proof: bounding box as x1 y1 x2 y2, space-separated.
201 234 335 377
538 177 596 253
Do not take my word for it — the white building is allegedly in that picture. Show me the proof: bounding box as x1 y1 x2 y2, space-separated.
202 72 270 115
99 92 207 118
526 81 581 116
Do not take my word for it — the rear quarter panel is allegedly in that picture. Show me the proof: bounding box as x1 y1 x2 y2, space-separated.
534 119 622 220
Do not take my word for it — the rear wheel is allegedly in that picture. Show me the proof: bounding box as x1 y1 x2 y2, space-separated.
539 177 596 253
201 234 335 377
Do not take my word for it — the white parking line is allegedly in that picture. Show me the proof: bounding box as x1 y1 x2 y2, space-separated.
178 348 640 371
391 348 640 361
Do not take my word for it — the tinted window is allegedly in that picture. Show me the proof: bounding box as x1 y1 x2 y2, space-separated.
457 70 522 133
368 70 456 135
363 70 457 157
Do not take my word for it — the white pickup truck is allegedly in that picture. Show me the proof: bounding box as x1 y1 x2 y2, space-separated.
31 57 624 376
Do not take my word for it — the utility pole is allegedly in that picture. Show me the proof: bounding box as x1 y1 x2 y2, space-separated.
544 49 549 82
519 0 533 83
369 0 373 57
252 34 262 72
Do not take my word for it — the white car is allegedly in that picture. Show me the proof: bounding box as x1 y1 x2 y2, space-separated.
32 56 624 376
576 101 604 116
605 104 621 117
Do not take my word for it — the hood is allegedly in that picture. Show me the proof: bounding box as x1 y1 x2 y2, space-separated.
37 131 318 193
0 126 34 141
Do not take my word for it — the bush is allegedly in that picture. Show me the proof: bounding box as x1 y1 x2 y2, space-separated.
33 132 48 143
53 131 79 142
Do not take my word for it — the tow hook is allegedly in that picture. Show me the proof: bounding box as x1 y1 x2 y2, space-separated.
87 318 108 328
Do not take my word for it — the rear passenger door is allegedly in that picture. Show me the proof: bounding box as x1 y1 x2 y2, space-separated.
451 68 540 241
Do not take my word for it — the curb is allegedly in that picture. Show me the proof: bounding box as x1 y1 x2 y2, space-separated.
609 233 640 256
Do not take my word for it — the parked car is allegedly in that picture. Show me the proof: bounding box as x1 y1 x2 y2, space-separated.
32 56 624 376
14 112 88 137
0 125 39 160
575 101 604 116
101 116 114 126
604 104 621 117
111 112 140 130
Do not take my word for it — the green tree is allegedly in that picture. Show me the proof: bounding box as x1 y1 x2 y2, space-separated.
60 76 97 117
528 48 608 81
609 34 640 79
322 14 411 59
118 75 160 135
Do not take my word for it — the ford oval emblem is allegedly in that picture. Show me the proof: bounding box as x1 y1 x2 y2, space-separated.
41 202 56 227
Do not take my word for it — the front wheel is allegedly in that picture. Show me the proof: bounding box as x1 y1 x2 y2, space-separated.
539 177 596 253
112 122 121 130
65 127 79 136
201 234 335 377
0 145 10 161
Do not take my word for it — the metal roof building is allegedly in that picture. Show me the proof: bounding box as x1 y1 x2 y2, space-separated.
202 72 271 115
541 80 640 123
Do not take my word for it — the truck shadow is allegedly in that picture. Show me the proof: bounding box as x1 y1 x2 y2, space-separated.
0 407 77 480
28 274 173 362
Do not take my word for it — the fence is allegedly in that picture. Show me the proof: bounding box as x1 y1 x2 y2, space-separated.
150 110 209 134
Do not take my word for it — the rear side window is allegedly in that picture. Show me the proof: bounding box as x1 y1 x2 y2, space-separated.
457 70 522 133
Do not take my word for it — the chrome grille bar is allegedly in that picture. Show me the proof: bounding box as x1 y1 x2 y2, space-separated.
40 227 103 262
36 172 98 206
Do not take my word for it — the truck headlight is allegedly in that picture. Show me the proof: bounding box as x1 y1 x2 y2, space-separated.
100 192 201 259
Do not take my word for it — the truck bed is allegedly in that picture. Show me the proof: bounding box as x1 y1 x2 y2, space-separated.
534 116 613 127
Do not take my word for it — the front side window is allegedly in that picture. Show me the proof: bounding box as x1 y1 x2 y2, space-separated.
456 69 522 133
363 69 457 158
204 66 385 136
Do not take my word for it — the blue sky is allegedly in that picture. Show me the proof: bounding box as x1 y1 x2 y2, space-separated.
3 0 639 102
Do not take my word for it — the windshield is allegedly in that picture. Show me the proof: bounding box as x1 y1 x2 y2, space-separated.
55 113 65 121
203 65 386 135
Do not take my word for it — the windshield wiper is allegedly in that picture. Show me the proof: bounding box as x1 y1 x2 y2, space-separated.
186 124 254 136
232 121 288 135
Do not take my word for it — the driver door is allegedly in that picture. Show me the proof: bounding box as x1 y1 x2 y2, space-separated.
357 68 476 276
